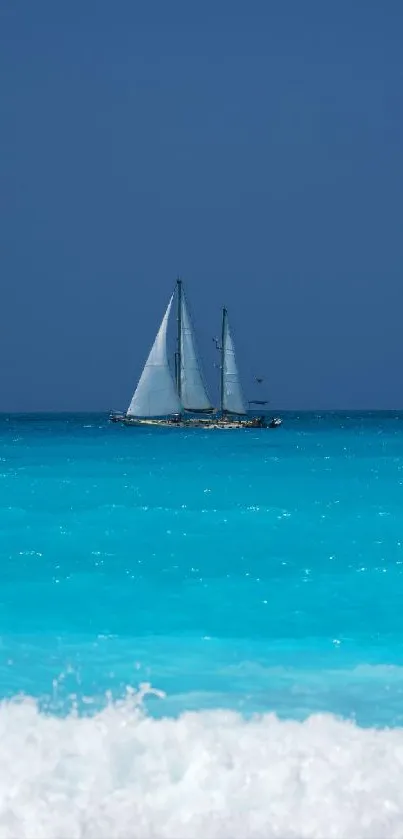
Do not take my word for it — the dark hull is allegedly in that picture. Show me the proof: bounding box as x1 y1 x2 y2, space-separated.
109 413 282 429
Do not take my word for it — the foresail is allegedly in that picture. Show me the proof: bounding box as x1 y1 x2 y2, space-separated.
223 316 247 415
127 295 181 417
180 296 212 411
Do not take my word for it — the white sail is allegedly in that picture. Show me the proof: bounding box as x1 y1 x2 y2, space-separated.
222 313 248 415
180 296 212 412
127 295 181 417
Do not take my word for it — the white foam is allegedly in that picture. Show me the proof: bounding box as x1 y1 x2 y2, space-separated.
0 688 402 838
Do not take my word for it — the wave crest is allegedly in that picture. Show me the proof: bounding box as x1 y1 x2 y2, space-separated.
0 688 402 838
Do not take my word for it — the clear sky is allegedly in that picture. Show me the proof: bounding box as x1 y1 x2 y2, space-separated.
1 1 402 411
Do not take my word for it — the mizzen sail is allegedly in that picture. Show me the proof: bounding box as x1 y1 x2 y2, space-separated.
127 295 181 417
221 309 248 415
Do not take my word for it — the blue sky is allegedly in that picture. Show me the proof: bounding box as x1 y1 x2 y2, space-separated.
1 1 402 410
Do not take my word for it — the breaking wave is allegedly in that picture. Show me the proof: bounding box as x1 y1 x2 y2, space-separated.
0 686 402 838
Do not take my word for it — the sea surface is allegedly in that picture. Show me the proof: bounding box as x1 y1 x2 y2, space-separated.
1 411 403 837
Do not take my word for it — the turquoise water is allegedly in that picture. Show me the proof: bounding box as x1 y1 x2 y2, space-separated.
1 412 403 837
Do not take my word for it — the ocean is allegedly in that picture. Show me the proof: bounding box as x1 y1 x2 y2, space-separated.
1 411 403 837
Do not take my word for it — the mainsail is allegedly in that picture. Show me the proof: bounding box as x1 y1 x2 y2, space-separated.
127 295 181 417
221 308 248 415
180 294 212 412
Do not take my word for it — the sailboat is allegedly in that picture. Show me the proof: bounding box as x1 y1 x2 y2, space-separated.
110 279 282 429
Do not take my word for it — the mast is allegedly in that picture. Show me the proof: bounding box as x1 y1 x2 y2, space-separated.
220 307 226 415
176 277 182 403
